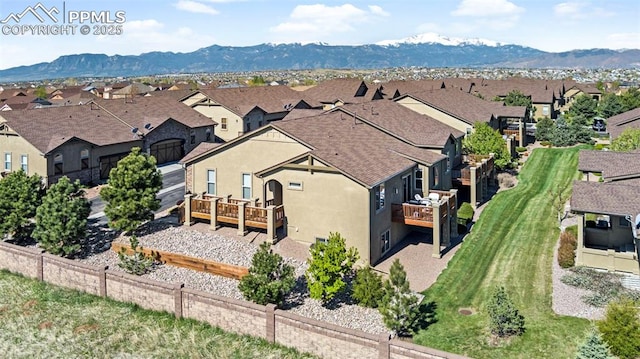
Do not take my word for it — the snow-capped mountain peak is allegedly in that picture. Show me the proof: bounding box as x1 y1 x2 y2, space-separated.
376 32 504 47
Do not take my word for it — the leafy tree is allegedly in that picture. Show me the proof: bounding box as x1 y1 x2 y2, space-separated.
249 76 266 87
305 232 359 304
535 117 556 142
597 297 640 359
502 90 534 116
487 286 525 338
0 170 45 241
568 94 598 120
379 259 422 337
100 147 162 234
620 87 640 112
610 128 640 152
595 81 606 93
598 93 625 118
239 242 296 307
463 122 512 169
352 266 384 308
32 177 90 257
575 329 614 359
34 86 48 99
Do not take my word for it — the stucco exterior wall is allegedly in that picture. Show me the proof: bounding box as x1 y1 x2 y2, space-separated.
191 103 243 142
0 130 46 180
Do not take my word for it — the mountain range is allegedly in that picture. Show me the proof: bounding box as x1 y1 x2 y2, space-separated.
1 32 638 82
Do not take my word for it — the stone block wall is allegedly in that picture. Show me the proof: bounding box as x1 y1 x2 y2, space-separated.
0 242 42 279
105 270 177 314
42 253 106 296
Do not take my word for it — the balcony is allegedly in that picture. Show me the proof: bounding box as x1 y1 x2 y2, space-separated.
452 154 494 186
391 190 455 228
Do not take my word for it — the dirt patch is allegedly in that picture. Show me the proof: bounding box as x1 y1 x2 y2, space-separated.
458 308 475 316
38 321 53 330
84 185 104 200
22 299 38 310
74 323 100 334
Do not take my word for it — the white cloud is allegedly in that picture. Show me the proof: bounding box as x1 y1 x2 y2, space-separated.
606 32 640 50
368 5 390 17
269 4 389 43
451 0 524 17
553 1 614 20
124 19 164 32
174 0 219 15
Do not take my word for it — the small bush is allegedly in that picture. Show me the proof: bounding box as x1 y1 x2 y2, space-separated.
487 286 525 338
516 146 527 153
351 266 384 308
565 225 578 240
560 267 637 308
239 242 296 307
594 143 609 151
118 236 155 275
558 230 577 268
575 329 615 359
540 141 552 147
457 202 474 225
597 297 640 359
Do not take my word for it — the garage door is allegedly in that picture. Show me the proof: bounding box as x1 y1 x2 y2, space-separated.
99 153 129 179
150 139 184 164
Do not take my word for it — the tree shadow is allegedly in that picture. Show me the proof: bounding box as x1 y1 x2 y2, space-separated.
415 300 438 332
280 274 309 309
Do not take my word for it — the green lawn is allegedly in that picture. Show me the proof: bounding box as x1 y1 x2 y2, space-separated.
0 270 316 359
414 147 591 358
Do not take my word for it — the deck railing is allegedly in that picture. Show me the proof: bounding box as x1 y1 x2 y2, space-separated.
186 197 284 234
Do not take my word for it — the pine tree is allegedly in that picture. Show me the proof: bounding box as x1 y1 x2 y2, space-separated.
352 266 385 308
0 170 45 241
305 232 359 304
379 259 422 337
597 297 640 359
33 176 90 257
487 286 525 338
575 329 614 359
239 242 296 307
100 147 162 234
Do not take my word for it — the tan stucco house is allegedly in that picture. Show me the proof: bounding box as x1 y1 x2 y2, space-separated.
180 105 461 265
571 150 640 274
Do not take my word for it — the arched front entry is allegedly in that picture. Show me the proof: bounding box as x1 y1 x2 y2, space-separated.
264 179 283 207
150 139 184 164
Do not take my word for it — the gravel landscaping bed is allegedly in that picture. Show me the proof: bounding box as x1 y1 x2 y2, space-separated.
77 220 389 335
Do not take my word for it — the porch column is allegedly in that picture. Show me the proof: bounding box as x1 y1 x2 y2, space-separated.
252 198 259 207
266 205 276 244
575 213 584 266
481 159 488 199
470 166 479 209
432 202 442 258
237 201 248 236
450 189 459 238
225 194 232 203
183 193 194 226
210 197 220 230
519 119 526 146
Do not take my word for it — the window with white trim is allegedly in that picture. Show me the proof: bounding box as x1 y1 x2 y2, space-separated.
375 183 385 211
242 173 251 199
381 229 390 255
414 168 423 191
190 129 196 144
207 169 216 195
287 181 303 190
221 118 228 130
20 155 28 173
4 152 11 171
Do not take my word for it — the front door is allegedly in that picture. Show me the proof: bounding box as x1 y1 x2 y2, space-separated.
402 175 412 203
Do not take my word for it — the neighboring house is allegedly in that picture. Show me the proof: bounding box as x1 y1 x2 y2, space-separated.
181 109 461 265
300 78 384 110
181 86 311 142
570 150 640 274
0 96 215 186
606 107 640 140
105 83 155 99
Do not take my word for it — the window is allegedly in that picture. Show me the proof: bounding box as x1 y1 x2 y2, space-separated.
315 237 327 245
242 173 251 199
207 170 216 195
542 105 550 116
221 118 228 131
402 175 411 203
246 123 251 132
205 128 212 141
620 217 630 227
80 149 89 170
190 129 196 144
433 166 439 187
54 153 63 175
258 121 263 127
381 230 390 255
20 155 28 173
375 183 385 211
4 152 10 171
414 168 423 190
287 181 303 191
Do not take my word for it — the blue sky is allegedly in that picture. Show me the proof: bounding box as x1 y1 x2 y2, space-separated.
0 0 639 70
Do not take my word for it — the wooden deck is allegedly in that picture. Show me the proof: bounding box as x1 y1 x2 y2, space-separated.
189 198 285 230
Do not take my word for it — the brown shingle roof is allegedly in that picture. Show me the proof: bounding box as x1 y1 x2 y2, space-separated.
300 79 376 107
201 86 306 116
274 111 445 187
606 107 640 139
578 150 640 181
571 181 640 216
180 142 222 163
338 100 463 148
398 88 498 125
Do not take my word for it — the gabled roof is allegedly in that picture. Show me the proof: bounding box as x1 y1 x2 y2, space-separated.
180 142 223 163
578 150 640 182
300 78 377 107
571 181 640 217
606 107 640 139
337 100 463 148
199 86 306 116
272 111 446 187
